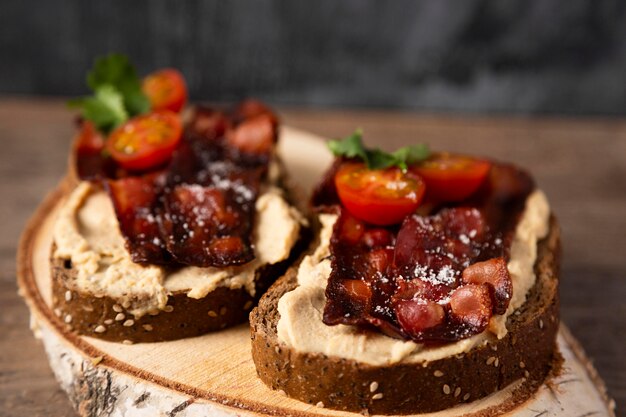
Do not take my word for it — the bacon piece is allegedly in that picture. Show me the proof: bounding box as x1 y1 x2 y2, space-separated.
163 108 267 268
367 248 393 274
188 107 230 141
343 279 372 303
449 284 493 331
335 212 366 244
394 208 486 285
106 173 170 265
445 207 486 240
474 163 535 234
226 114 277 158
394 300 446 337
74 121 117 180
362 228 394 249
324 278 372 325
324 211 395 327
462 257 512 315
393 278 451 304
232 99 279 125
165 137 204 185
163 184 255 267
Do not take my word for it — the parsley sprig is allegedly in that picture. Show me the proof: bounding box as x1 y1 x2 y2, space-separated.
328 129 430 171
68 54 150 133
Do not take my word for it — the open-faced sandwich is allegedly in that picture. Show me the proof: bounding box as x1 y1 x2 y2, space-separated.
251 131 560 414
51 55 307 343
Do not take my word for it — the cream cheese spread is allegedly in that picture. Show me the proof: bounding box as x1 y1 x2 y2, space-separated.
276 191 550 366
53 181 303 318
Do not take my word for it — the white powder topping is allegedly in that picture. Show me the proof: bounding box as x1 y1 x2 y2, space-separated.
413 264 459 286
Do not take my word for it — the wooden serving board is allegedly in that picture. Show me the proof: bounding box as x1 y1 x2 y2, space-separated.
18 127 616 417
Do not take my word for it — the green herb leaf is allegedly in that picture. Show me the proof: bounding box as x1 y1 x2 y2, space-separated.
327 130 430 171
87 54 150 116
68 54 150 133
366 150 398 170
327 129 367 161
68 85 128 132
391 144 431 170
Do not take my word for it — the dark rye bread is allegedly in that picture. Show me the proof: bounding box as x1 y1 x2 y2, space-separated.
51 235 308 343
250 217 561 415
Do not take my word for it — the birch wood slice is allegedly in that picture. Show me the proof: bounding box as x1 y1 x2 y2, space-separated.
17 127 616 417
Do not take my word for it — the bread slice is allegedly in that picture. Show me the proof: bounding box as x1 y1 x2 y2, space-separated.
250 216 561 415
50 169 311 343
52 241 307 343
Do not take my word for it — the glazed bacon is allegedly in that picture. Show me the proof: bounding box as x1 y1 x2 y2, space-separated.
106 173 171 265
162 173 260 266
322 162 535 344
78 100 278 268
74 120 118 180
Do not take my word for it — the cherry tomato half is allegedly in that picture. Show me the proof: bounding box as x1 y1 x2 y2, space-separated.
412 153 491 202
107 111 182 171
142 69 187 113
335 162 425 226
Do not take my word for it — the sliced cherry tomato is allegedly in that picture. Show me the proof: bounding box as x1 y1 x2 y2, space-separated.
334 162 425 226
412 153 491 202
107 111 182 171
142 69 187 113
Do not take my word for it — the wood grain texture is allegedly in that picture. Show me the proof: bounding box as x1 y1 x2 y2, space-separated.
1 98 625 416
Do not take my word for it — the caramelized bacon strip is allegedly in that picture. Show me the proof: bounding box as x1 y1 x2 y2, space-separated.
472 163 535 234
161 107 269 267
227 114 276 156
188 107 230 142
320 160 536 343
394 300 446 337
74 121 117 180
225 115 277 167
462 257 512 315
323 211 398 327
231 99 279 125
106 173 170 265
449 284 493 332
162 182 258 267
394 208 486 284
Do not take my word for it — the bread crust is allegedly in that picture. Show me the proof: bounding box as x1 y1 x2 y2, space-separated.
250 217 561 415
51 248 306 343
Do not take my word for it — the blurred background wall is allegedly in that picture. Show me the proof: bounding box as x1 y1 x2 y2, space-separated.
1 0 625 115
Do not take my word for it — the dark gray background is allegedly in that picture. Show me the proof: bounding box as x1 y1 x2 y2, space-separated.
2 0 626 115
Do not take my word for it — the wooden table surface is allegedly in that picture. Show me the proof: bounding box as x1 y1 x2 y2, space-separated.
1 98 624 416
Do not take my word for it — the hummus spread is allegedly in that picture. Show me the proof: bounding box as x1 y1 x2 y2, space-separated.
53 181 303 318
276 191 550 366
